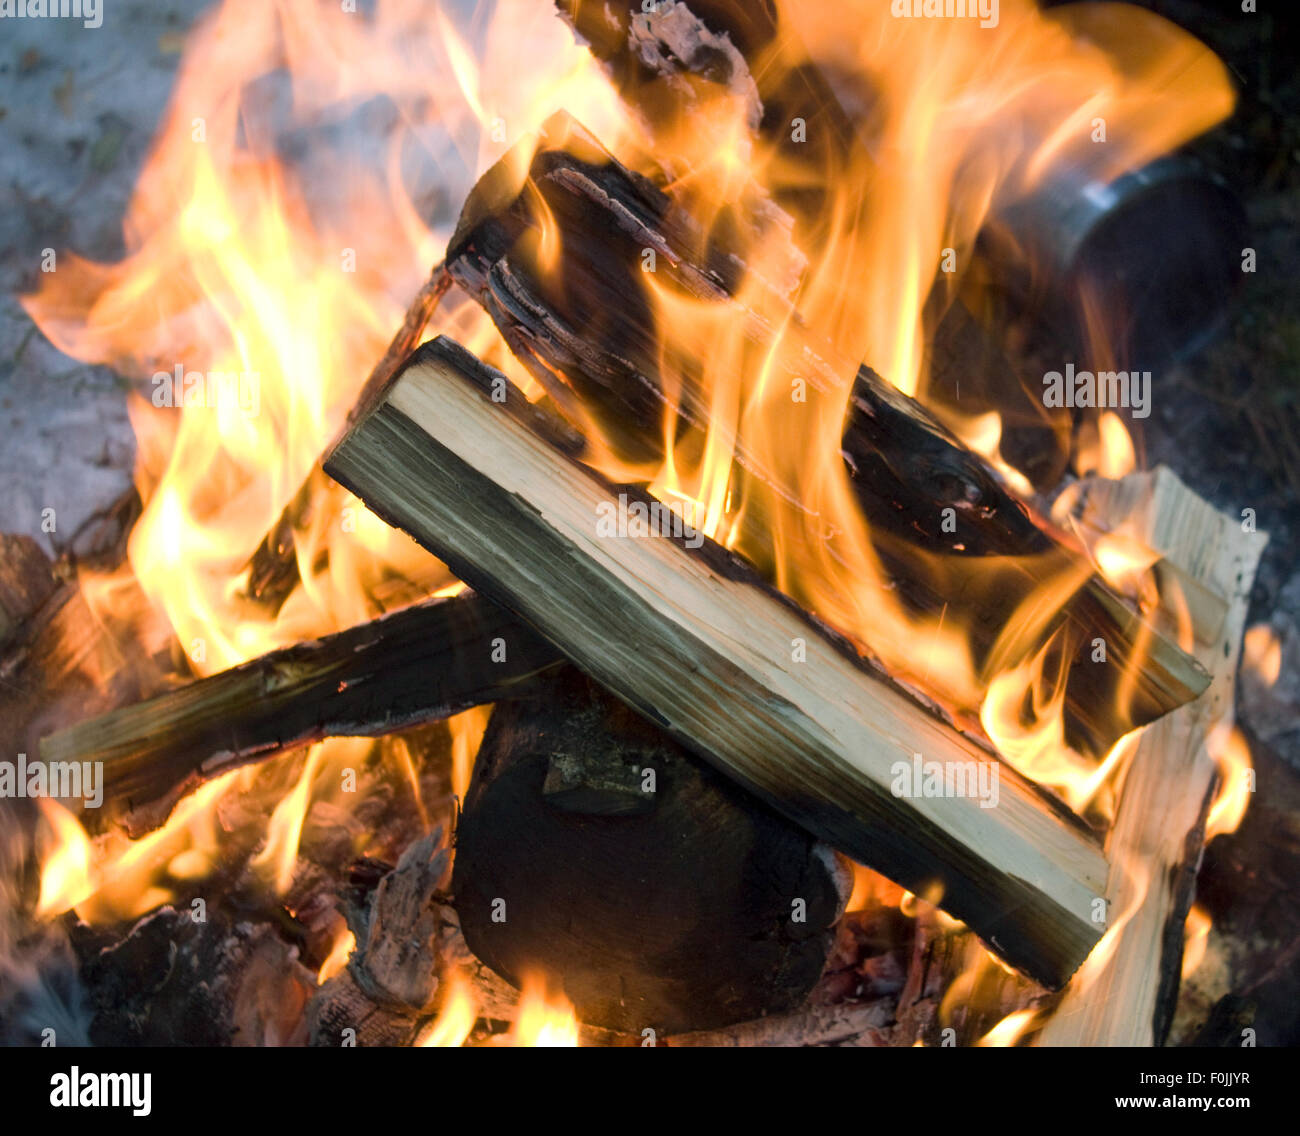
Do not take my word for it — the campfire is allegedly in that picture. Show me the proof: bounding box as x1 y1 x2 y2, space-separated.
0 0 1280 1049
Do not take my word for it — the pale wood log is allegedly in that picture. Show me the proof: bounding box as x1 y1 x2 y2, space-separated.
1035 466 1267 1046
324 335 1108 988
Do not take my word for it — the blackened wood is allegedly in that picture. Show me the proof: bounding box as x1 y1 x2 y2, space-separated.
444 112 1207 757
555 0 861 257
325 334 1109 988
0 534 58 648
452 666 848 1034
40 592 561 834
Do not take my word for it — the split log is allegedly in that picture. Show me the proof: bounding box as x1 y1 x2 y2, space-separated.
1035 467 1268 1046
40 592 561 834
452 665 850 1034
324 334 1108 988
443 112 1207 758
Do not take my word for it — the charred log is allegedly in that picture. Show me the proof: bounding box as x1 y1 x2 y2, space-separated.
452 666 850 1034
41 592 561 835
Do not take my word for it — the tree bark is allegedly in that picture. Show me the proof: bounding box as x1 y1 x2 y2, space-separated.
41 592 561 835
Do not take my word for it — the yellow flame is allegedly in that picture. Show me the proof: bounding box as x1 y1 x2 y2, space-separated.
35 800 96 919
318 927 356 986
1205 724 1253 842
511 975 579 1047
37 772 239 923
1181 903 1211 980
252 743 325 895
416 972 478 1048
448 706 492 804
977 1009 1038 1047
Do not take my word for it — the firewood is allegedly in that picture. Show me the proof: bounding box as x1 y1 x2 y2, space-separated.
0 563 171 769
443 112 1208 758
324 334 1109 988
452 665 851 1033
555 0 859 262
40 592 562 835
1034 467 1268 1046
0 534 58 649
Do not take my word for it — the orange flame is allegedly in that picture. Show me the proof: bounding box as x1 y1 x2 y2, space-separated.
510 975 579 1047
1205 724 1253 842
317 926 356 986
977 1009 1038 1047
1242 624 1282 688
416 972 478 1048
1181 903 1212 981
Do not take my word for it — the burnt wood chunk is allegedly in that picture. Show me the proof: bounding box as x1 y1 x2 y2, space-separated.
453 667 849 1033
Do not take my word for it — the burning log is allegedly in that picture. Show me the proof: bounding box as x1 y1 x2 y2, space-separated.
442 113 1208 757
40 592 562 835
452 665 851 1033
324 334 1109 989
1035 467 1269 1046
0 521 172 765
0 534 59 650
74 906 315 1047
